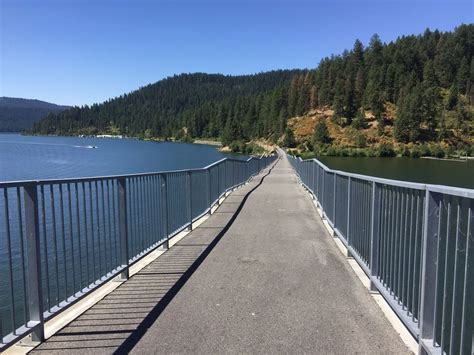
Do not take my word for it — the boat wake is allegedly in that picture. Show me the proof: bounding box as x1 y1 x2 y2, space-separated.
0 141 97 149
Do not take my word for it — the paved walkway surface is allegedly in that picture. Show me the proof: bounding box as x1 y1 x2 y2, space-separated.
32 156 409 354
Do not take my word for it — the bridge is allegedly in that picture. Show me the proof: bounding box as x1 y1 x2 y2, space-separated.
0 151 472 354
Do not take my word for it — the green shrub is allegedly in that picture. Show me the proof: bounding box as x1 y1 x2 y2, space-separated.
325 146 337 156
244 143 264 155
300 151 316 160
431 145 445 158
354 132 367 148
229 140 245 153
419 144 432 157
410 146 422 158
283 128 296 148
397 144 410 157
313 120 331 145
377 143 396 157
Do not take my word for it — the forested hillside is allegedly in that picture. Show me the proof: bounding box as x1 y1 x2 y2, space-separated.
32 25 473 155
31 71 305 144
0 97 69 132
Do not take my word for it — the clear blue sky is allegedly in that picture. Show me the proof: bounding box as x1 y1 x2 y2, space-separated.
1 0 472 106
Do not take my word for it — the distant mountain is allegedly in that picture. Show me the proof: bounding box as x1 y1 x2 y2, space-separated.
0 97 70 132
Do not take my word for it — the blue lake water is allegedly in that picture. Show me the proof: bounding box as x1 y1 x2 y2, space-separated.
0 133 237 182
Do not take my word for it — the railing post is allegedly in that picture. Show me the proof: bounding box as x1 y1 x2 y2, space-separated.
23 183 44 343
117 178 129 280
217 165 221 205
347 177 351 245
207 168 212 214
161 174 169 249
333 173 337 228
369 181 380 292
418 188 441 354
322 169 325 213
187 171 193 231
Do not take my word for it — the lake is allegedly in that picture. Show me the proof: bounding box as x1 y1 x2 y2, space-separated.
318 156 474 189
0 133 239 182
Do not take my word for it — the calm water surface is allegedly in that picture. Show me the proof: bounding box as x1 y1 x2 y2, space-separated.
318 156 474 189
0 133 239 182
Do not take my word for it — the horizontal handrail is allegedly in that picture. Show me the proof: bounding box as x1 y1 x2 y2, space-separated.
0 153 277 351
288 153 473 355
293 156 474 196
0 155 271 187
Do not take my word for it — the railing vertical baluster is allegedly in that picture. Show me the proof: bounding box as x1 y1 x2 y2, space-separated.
74 183 83 290
161 174 169 249
16 187 28 327
347 177 351 245
23 183 44 343
117 177 129 280
460 200 473 354
333 173 337 228
419 188 442 354
322 169 325 213
217 165 221 205
207 168 211 214
67 184 76 295
40 185 51 311
82 182 91 287
100 181 108 274
51 185 60 304
4 189 16 336
370 181 380 292
59 184 68 298
187 171 193 231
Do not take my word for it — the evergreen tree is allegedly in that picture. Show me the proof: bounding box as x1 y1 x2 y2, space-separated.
313 120 331 145
446 84 459 110
421 85 441 136
456 99 468 129
352 108 367 129
395 85 423 143
456 57 470 94
283 127 296 148
343 77 356 124
423 60 438 87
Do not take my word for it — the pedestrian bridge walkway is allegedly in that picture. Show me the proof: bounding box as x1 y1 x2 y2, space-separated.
31 156 410 354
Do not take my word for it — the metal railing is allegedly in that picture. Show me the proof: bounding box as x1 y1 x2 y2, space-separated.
0 154 277 351
288 154 473 355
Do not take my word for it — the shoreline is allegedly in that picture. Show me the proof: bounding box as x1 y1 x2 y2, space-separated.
192 139 222 146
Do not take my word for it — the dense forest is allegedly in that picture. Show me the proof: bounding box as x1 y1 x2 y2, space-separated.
30 71 305 145
0 97 69 132
32 25 473 155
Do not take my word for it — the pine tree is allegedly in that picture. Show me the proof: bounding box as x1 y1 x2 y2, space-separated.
456 100 468 129
309 85 318 109
456 57 470 94
352 108 367 129
313 120 331 145
354 68 365 106
343 77 356 124
288 76 301 117
394 85 423 143
421 85 441 136
283 127 296 148
446 84 459 110
423 60 438 87
332 95 344 124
